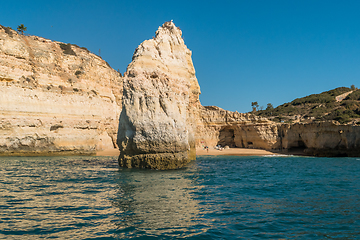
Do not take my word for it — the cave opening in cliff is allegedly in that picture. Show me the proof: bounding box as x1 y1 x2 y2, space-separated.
289 139 307 151
218 127 236 148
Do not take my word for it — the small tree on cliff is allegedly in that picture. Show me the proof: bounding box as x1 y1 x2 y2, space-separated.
266 103 274 116
251 101 259 112
17 24 27 35
266 103 274 110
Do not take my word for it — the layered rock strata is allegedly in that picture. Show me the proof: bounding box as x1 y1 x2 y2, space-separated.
1 22 359 161
196 106 281 150
117 21 201 169
280 122 360 157
0 25 122 156
197 106 360 157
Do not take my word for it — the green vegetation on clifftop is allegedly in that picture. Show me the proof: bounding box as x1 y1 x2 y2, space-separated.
255 87 360 124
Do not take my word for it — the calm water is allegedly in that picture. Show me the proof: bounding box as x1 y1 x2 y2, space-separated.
1 155 360 239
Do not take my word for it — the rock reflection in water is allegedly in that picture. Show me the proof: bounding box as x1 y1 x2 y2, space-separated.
112 168 203 237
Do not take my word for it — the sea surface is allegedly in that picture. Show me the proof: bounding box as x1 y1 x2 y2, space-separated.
1 155 360 239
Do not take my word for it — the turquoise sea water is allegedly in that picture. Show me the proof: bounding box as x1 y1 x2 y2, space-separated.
1 155 360 239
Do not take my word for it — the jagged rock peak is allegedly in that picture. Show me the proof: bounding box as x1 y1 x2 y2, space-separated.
128 21 196 81
155 20 183 41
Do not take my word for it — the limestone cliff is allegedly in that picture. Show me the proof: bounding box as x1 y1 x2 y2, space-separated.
117 21 201 169
280 122 360 157
196 106 281 150
1 22 359 160
0 25 122 156
197 106 360 157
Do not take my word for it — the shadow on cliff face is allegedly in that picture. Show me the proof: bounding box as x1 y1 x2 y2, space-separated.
288 139 307 152
116 106 135 155
218 127 236 147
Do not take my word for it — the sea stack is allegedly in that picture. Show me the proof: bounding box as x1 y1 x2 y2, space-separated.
117 21 201 169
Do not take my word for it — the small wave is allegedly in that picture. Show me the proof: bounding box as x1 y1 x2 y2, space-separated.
264 154 294 157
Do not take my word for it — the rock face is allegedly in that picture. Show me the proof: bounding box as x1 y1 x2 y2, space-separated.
197 106 360 157
196 106 281 150
0 25 122 156
280 122 360 157
117 21 201 169
1 22 359 161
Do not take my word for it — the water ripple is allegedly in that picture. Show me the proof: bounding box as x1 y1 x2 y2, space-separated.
1 156 360 239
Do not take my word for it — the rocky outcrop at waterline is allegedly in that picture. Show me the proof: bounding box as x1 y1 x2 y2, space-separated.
0 25 122 156
117 21 201 169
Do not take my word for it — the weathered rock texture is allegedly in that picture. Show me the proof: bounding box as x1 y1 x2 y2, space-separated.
280 122 360 157
197 106 360 157
117 21 201 169
0 25 122 156
2 22 359 161
196 106 281 150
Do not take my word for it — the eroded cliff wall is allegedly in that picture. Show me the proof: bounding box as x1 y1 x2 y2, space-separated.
197 106 360 157
1 22 359 160
196 106 280 150
0 26 122 156
117 21 201 169
281 122 360 157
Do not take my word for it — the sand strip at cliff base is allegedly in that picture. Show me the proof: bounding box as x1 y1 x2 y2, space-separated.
96 149 120 156
196 147 277 156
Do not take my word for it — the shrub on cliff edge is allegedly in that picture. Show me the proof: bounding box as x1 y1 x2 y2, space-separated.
58 43 77 56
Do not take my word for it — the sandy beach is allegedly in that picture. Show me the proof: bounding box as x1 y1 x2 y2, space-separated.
196 147 277 156
96 147 277 157
96 149 120 156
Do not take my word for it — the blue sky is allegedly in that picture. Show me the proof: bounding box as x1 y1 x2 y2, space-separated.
1 0 360 112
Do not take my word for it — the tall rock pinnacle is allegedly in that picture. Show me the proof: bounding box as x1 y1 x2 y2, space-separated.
117 21 201 169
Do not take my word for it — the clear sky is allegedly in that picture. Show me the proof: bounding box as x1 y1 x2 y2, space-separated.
1 0 360 112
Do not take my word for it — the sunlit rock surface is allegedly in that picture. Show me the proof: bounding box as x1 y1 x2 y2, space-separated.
280 122 360 157
117 21 201 169
196 106 280 150
0 25 122 156
1 22 358 160
197 106 360 157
